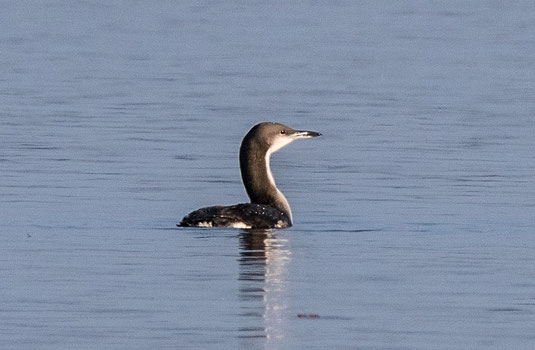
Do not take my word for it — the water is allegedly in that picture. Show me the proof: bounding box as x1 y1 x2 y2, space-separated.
1 1 535 349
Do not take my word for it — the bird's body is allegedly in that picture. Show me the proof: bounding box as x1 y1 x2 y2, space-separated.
178 122 320 229
179 203 291 229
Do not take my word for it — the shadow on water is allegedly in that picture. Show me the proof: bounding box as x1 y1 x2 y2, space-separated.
237 229 291 345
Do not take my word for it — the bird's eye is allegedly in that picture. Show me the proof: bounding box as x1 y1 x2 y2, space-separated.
280 130 286 135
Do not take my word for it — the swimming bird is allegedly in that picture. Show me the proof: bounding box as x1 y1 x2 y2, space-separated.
178 122 321 229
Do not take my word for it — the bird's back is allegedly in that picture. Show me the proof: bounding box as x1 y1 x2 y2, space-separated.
178 203 291 229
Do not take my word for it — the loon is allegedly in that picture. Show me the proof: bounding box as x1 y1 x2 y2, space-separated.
178 122 321 229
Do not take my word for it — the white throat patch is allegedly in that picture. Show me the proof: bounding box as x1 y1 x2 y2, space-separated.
268 135 296 154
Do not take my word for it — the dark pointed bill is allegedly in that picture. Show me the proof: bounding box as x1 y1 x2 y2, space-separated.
292 130 322 138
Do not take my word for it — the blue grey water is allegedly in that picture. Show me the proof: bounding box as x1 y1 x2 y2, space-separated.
1 1 534 349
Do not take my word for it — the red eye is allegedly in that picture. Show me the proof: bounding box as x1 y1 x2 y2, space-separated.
280 130 286 134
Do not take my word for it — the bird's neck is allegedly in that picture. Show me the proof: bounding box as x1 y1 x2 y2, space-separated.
240 140 292 222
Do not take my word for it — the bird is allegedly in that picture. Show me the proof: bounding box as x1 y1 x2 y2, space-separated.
178 122 321 229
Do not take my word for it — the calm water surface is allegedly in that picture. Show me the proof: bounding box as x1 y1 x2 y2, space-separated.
1 1 535 349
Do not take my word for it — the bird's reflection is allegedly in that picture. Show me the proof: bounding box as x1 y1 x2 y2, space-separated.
238 229 291 344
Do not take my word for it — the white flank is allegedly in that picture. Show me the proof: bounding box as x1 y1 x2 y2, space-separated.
230 222 253 229
196 221 213 228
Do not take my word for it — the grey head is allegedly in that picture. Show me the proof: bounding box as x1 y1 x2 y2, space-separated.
241 122 321 155
239 122 321 224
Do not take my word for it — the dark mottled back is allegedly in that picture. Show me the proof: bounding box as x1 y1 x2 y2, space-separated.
178 203 291 229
